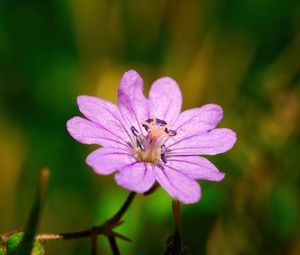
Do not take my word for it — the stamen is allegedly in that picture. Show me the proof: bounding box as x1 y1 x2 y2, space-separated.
136 137 145 151
156 118 167 126
161 144 166 154
142 124 149 132
161 144 167 164
132 118 176 164
145 118 153 123
165 128 177 137
161 153 167 164
131 126 139 137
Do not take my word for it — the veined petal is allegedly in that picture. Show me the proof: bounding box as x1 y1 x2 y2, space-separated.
154 165 201 204
171 104 223 143
67 116 130 148
77 95 133 144
115 163 155 193
148 77 182 124
118 70 148 131
167 156 225 181
167 128 236 155
86 148 136 175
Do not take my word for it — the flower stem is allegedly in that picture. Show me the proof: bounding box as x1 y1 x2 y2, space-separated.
36 192 136 241
172 200 182 252
91 227 98 255
164 200 184 255
107 191 136 225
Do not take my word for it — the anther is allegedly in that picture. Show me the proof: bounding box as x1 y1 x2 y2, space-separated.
142 124 149 132
160 145 167 164
145 118 153 123
165 128 177 136
131 126 139 137
161 153 167 164
136 137 145 151
156 118 167 126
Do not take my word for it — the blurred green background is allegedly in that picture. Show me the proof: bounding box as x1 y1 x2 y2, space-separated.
1 0 300 254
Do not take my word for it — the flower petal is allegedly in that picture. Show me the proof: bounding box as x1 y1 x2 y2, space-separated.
167 128 237 155
115 163 155 193
171 104 223 142
148 77 182 124
77 95 133 143
167 156 225 181
118 70 148 131
86 148 136 175
67 116 130 148
154 165 201 204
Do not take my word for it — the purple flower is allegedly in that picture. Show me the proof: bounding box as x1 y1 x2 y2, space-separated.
67 70 236 204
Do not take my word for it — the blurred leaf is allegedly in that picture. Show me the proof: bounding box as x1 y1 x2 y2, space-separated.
5 233 44 255
15 168 49 255
0 236 7 255
0 248 6 255
268 184 298 237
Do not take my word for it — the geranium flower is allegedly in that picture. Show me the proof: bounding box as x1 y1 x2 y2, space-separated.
67 70 236 204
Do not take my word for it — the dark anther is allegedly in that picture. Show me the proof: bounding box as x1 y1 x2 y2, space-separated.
145 118 153 123
168 129 177 136
165 128 177 136
136 137 145 151
130 126 139 137
161 153 167 164
161 145 167 163
156 118 167 126
142 124 149 131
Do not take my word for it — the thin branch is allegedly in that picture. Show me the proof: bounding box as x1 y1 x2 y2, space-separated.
108 236 120 255
36 192 136 241
91 227 98 255
110 231 131 242
107 192 136 225
37 229 92 240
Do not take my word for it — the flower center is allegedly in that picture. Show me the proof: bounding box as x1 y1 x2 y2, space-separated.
130 118 177 164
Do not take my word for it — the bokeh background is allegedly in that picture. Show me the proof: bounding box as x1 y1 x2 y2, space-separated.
1 0 300 254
